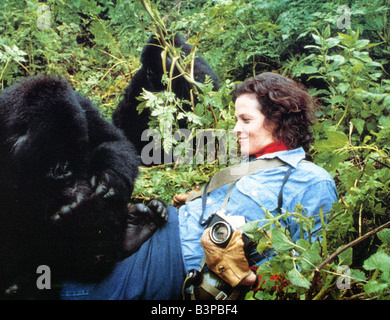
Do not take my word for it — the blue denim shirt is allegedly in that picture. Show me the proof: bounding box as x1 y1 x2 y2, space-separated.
178 147 338 272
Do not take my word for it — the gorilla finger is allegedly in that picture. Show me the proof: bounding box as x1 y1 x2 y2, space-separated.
90 175 97 188
75 190 88 204
147 199 166 212
128 203 152 217
94 183 108 197
127 203 154 225
5 283 19 296
161 209 169 221
50 206 68 223
156 204 168 221
50 201 80 223
103 187 116 198
147 200 169 224
51 212 62 223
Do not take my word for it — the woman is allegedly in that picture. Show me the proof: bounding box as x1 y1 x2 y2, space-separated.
179 72 338 289
61 72 337 299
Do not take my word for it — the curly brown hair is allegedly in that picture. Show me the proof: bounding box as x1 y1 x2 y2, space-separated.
233 72 317 152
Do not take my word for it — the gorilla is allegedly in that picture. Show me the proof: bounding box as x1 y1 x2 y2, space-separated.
0 75 166 299
112 33 220 160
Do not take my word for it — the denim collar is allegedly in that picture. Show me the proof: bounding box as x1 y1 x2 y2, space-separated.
256 147 306 168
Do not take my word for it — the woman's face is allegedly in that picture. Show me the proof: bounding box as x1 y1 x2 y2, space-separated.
233 94 276 156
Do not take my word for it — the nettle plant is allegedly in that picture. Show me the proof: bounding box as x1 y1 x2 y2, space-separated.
242 206 390 300
300 27 390 243
242 207 354 300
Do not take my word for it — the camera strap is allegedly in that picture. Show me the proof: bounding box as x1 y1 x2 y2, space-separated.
198 158 288 227
187 158 287 203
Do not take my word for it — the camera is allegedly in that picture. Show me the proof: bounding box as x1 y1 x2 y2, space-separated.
182 211 258 300
207 211 240 248
210 220 232 247
206 211 255 253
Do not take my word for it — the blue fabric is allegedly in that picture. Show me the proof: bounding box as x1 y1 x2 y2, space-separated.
60 206 185 300
178 147 338 272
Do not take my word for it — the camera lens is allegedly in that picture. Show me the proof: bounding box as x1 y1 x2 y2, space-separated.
210 221 232 246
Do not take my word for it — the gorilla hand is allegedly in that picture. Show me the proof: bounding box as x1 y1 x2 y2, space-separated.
123 199 168 256
90 169 131 202
50 181 92 223
50 169 130 224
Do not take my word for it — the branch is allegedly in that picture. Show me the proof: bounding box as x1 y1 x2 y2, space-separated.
140 0 200 93
308 219 390 299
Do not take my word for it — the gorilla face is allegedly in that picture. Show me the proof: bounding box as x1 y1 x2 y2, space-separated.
1 79 90 199
0 78 94 224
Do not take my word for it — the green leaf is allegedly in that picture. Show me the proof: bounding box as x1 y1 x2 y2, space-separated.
287 266 311 289
364 278 389 294
296 238 310 251
300 65 318 74
363 250 390 272
338 247 353 266
350 269 366 283
312 33 322 45
379 116 390 127
351 62 364 74
324 37 340 49
257 235 273 254
316 129 348 152
330 95 346 105
300 241 322 271
328 54 345 65
350 118 365 135
377 229 390 246
240 220 260 242
336 82 350 93
326 130 348 148
271 228 295 253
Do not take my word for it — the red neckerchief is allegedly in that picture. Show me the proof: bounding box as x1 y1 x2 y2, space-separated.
255 141 289 158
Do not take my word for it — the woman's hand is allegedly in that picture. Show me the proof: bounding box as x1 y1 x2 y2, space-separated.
238 271 257 287
201 228 253 287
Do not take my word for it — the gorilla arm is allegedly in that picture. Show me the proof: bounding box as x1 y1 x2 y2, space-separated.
50 94 139 223
77 94 140 203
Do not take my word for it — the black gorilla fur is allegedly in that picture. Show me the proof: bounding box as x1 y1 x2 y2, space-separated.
112 33 220 158
0 75 144 298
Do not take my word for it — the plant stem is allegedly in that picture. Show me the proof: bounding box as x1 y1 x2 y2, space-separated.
308 219 390 299
320 207 328 258
141 0 198 88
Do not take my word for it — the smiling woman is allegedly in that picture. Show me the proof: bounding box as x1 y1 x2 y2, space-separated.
233 93 276 156
232 72 317 154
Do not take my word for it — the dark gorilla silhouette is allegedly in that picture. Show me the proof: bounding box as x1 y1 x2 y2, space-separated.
112 33 220 160
0 75 166 299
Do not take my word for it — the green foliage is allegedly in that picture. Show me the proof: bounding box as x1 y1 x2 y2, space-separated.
362 229 390 298
0 0 147 116
1 0 390 300
243 208 389 300
293 26 390 260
